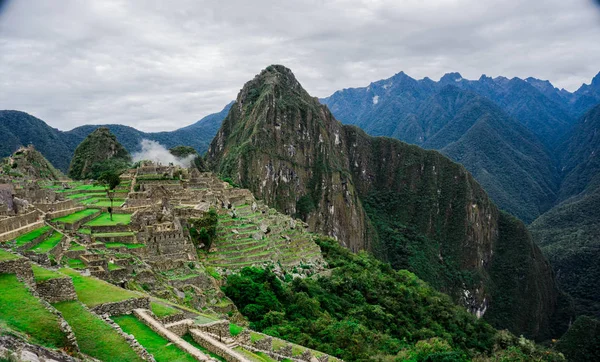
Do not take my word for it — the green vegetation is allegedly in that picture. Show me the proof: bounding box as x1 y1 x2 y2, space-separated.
0 249 18 261
151 302 180 318
59 268 139 307
229 323 244 336
555 315 600 361
113 315 196 362
52 209 98 224
85 212 132 226
223 237 562 361
94 231 135 237
31 264 63 282
68 127 131 180
105 242 145 249
14 226 51 246
188 209 218 250
234 346 277 362
96 171 122 221
29 231 62 253
66 258 85 269
182 334 227 362
0 274 68 348
54 301 143 361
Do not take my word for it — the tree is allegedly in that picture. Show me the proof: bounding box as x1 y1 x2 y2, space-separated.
96 171 121 221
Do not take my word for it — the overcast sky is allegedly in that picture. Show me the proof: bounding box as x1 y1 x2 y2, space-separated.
1 0 599 132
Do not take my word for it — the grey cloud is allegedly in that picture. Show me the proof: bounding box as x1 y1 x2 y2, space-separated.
0 0 599 132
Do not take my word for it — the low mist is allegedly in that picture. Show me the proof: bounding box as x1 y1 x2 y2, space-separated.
132 139 196 167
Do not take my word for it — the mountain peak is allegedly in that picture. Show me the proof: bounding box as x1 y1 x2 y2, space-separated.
592 71 600 86
440 72 464 83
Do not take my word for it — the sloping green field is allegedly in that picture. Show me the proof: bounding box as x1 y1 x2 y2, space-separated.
0 274 68 348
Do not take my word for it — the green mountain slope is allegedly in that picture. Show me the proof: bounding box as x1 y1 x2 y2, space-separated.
531 104 600 318
68 127 131 179
1 146 65 180
208 65 569 340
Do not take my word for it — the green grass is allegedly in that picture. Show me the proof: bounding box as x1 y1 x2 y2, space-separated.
77 228 91 234
14 226 51 246
272 338 286 351
0 249 18 261
113 315 196 362
85 213 132 226
230 323 244 337
0 274 68 348
29 231 63 253
67 192 105 199
31 264 64 282
54 301 143 362
59 268 140 307
151 302 180 318
250 332 264 343
182 333 227 362
234 347 277 362
69 243 86 251
90 200 126 207
105 242 145 249
195 315 218 325
67 258 85 269
94 231 135 237
107 263 123 271
52 209 98 224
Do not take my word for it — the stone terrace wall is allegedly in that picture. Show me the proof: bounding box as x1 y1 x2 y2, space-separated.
189 329 251 362
0 257 34 285
0 210 42 234
0 220 45 243
34 200 77 213
36 277 77 303
91 297 150 316
45 206 85 220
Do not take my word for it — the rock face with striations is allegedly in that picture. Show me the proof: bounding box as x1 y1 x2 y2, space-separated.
207 65 569 339
68 127 131 180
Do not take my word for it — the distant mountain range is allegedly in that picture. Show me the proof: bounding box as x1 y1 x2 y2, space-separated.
0 102 232 173
321 71 600 222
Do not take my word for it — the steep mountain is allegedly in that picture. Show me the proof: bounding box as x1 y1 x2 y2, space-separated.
208 65 569 339
0 145 65 180
0 103 231 173
531 104 600 318
68 127 131 179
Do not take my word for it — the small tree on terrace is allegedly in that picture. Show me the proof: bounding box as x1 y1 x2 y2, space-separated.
96 171 121 221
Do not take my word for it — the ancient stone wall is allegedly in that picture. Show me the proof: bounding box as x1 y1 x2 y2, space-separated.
35 277 77 303
45 206 85 220
0 257 34 285
189 329 250 362
34 200 77 213
91 297 150 316
164 319 193 337
197 320 231 338
0 220 45 242
0 210 42 234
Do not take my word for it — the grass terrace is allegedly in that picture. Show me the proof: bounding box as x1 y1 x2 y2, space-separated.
59 268 140 307
13 226 51 246
0 249 18 261
66 258 85 269
54 301 143 362
182 334 227 362
114 315 197 362
29 231 63 253
105 242 145 249
31 264 64 282
150 302 180 318
67 192 105 200
85 213 132 226
94 231 135 237
0 274 68 348
52 209 98 224
234 346 278 362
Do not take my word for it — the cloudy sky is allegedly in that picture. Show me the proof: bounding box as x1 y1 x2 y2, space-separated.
1 0 600 132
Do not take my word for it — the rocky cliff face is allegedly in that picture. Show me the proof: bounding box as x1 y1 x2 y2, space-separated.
207 65 568 339
208 66 370 251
